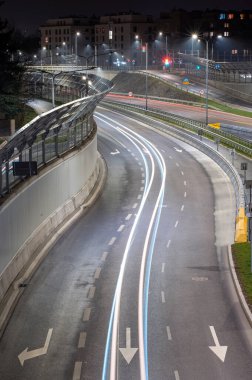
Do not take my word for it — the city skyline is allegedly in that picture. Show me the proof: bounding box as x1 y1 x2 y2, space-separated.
1 0 252 33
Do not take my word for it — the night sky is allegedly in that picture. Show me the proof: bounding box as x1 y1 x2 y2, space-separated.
1 0 252 33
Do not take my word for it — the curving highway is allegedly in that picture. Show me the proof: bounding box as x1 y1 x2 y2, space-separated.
0 107 252 379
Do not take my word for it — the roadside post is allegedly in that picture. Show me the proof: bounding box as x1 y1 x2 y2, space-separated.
241 162 248 185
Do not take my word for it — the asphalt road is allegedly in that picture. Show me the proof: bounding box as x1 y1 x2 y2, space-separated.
0 107 252 380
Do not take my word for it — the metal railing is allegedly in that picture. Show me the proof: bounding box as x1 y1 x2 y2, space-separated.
0 71 113 196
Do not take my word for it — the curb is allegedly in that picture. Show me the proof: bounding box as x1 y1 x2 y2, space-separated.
228 245 252 327
0 154 107 337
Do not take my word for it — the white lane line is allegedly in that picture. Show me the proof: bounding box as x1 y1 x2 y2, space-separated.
140 186 144 191
166 326 172 341
181 205 184 212
141 179 145 184
138 162 142 166
83 308 91 322
135 156 139 161
184 180 187 186
125 214 132 221
78 332 87 348
94 267 101 280
117 224 125 232
184 191 187 198
167 240 171 248
169 155 173 159
174 370 180 380
141 172 145 177
175 221 179 228
73 362 82 380
161 263 165 273
140 167 144 171
137 194 142 200
176 163 180 167
88 286 96 299
101 252 108 261
161 291 166 303
131 153 135 157
108 237 116 246
181 171 184 176
132 203 138 209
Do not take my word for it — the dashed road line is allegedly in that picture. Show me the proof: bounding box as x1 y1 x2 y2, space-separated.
83 308 91 322
101 252 108 261
141 172 145 177
73 362 82 380
161 263 165 273
176 163 180 167
132 203 138 209
184 181 187 186
140 186 144 191
181 205 184 212
167 240 171 248
88 286 96 299
108 237 116 246
161 291 166 303
117 224 125 232
78 332 87 348
137 194 142 200
184 192 187 198
174 370 180 380
169 155 173 159
141 179 145 184
94 267 101 279
175 221 179 228
140 167 144 171
181 171 184 176
166 326 172 341
125 214 132 221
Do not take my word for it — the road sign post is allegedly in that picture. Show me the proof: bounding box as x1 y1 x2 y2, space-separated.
241 162 248 184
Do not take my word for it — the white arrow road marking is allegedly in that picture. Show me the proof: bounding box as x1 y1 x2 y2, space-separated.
119 328 138 364
209 326 228 362
18 328 53 366
110 149 120 155
174 147 183 153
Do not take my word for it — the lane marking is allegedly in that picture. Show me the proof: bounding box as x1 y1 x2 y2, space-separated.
176 163 180 167
135 156 139 161
83 308 91 322
166 326 172 341
132 203 138 209
73 362 82 380
161 263 165 273
141 172 145 177
140 186 144 191
78 332 87 348
125 214 132 221
184 181 187 186
117 225 125 232
94 267 101 280
181 205 184 212
167 240 171 248
101 252 108 261
181 171 184 176
184 192 187 198
131 153 135 157
140 167 144 171
161 291 166 303
175 221 179 228
108 237 116 246
88 286 96 299
169 155 173 159
174 370 180 380
141 179 145 184
137 194 142 200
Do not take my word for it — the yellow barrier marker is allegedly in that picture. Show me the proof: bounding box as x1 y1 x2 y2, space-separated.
208 123 221 129
235 207 248 243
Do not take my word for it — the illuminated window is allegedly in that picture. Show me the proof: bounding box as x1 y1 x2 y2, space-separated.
240 14 245 20
228 14 234 20
219 13 226 20
232 49 238 55
224 23 229 28
224 31 229 37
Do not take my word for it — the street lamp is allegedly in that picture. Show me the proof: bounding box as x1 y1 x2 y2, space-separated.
211 35 223 60
75 32 80 64
135 35 143 67
191 33 198 56
159 31 168 57
193 34 209 126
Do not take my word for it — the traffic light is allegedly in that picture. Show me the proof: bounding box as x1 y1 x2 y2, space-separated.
162 56 171 67
196 64 201 70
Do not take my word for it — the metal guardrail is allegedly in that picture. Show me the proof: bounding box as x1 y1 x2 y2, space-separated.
103 100 252 156
0 72 113 196
102 100 245 212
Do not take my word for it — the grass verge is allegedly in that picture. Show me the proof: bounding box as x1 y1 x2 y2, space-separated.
232 243 252 310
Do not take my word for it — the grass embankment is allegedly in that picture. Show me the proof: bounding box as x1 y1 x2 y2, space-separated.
232 243 252 309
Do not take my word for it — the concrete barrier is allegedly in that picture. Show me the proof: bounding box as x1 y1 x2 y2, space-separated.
0 133 100 303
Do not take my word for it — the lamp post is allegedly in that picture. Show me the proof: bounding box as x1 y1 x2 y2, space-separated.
192 33 198 55
135 35 143 67
145 42 148 110
159 31 168 57
75 31 80 64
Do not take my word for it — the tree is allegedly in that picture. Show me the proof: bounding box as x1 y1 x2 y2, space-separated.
0 1 25 119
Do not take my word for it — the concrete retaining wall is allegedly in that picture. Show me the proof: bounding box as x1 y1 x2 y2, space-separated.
0 134 99 302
